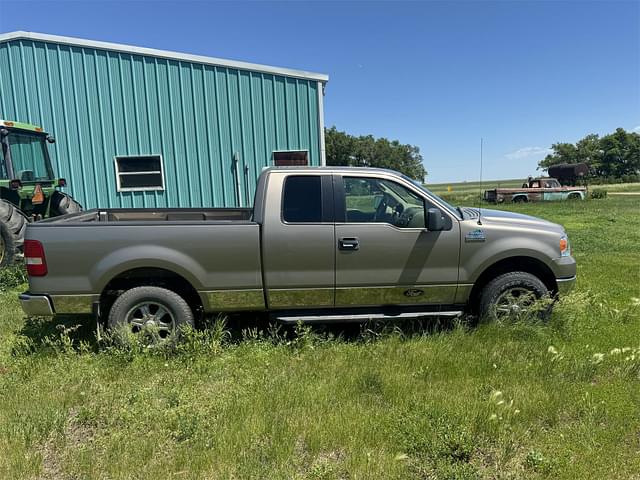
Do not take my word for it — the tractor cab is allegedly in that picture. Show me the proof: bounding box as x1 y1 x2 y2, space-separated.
0 119 82 268
0 120 67 218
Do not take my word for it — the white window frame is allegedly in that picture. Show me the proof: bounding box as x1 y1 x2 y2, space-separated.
272 150 310 166
114 154 165 192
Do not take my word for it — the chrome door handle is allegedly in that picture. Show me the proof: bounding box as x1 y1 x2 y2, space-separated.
339 237 359 250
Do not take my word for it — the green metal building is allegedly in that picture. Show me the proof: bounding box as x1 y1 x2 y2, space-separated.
0 31 328 208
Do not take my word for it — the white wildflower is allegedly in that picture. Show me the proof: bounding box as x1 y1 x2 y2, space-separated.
548 345 558 355
490 390 503 402
489 414 498 421
592 353 604 364
631 297 640 306
610 348 621 355
622 347 632 353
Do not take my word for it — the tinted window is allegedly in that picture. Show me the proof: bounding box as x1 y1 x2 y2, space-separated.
282 176 322 223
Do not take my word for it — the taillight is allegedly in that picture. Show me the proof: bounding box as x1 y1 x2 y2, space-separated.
24 240 48 276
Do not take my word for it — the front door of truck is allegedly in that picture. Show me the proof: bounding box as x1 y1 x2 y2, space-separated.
334 174 460 307
261 173 335 309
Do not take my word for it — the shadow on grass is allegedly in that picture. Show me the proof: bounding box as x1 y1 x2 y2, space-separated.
16 314 97 350
14 310 467 356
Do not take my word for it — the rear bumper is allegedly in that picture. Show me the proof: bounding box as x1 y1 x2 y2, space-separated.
556 275 576 295
19 292 95 316
19 293 54 316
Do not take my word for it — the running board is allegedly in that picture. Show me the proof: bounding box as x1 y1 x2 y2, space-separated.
275 310 463 324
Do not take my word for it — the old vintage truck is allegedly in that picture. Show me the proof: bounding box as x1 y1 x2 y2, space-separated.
483 177 587 203
19 167 576 337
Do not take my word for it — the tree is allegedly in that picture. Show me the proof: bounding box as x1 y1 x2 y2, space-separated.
538 128 640 179
325 126 427 180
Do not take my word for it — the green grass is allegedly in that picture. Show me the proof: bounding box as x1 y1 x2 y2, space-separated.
426 178 640 205
426 178 525 195
1 195 639 479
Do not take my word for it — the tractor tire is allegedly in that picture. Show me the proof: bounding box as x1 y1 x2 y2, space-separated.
0 199 28 267
50 191 83 216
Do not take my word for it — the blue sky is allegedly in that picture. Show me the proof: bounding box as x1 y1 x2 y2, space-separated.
1 0 638 183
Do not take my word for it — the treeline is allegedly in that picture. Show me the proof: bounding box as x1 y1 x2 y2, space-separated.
539 128 640 182
325 127 426 180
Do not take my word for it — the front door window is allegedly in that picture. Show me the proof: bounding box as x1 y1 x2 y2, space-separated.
343 177 426 228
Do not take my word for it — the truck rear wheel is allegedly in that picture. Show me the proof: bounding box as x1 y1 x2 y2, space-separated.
478 271 550 322
50 191 82 216
107 286 194 340
0 200 28 267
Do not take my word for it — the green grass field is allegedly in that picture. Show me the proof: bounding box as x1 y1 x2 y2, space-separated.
1 193 639 479
425 178 640 205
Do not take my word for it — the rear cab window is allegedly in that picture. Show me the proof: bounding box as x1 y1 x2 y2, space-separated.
282 176 322 223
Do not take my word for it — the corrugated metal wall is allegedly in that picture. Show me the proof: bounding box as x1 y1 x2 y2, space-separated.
0 38 322 208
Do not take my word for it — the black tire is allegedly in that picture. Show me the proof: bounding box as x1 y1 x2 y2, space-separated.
478 271 550 322
50 191 83 216
0 199 28 267
108 286 194 340
513 196 528 203
568 193 581 200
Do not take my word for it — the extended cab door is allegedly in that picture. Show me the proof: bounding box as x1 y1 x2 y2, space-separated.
261 172 335 309
334 173 460 307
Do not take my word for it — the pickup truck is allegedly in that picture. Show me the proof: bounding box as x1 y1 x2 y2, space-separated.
484 177 587 203
20 167 576 338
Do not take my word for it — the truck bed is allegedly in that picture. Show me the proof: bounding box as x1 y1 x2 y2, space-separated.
26 207 263 310
36 207 254 224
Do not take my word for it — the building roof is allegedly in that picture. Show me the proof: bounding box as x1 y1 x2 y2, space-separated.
0 31 329 82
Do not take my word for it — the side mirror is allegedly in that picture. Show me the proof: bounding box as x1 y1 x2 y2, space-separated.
46 135 56 144
427 208 444 231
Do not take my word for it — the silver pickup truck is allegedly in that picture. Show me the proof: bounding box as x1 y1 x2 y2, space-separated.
20 167 576 338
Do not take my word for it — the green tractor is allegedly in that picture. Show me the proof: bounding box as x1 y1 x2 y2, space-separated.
1 119 82 268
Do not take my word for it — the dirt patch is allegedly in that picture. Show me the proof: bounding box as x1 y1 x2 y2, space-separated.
38 408 95 480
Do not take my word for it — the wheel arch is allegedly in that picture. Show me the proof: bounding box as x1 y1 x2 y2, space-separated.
467 256 557 313
567 191 583 199
99 266 204 321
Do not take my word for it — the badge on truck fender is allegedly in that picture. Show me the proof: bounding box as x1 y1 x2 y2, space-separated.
465 229 486 242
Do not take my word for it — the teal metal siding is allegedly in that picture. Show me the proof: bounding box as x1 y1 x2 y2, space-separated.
0 38 322 208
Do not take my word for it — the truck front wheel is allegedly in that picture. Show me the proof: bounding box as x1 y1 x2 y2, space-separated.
0 200 28 267
108 286 194 340
478 271 551 322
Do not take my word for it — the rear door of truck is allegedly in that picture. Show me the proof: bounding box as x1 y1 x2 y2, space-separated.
260 172 336 309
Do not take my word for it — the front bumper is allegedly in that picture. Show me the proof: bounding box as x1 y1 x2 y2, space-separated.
556 275 576 295
19 293 55 316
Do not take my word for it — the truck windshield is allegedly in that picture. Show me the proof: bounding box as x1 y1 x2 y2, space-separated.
1 131 54 181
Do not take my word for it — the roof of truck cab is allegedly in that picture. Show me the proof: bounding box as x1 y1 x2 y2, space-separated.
263 166 405 175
